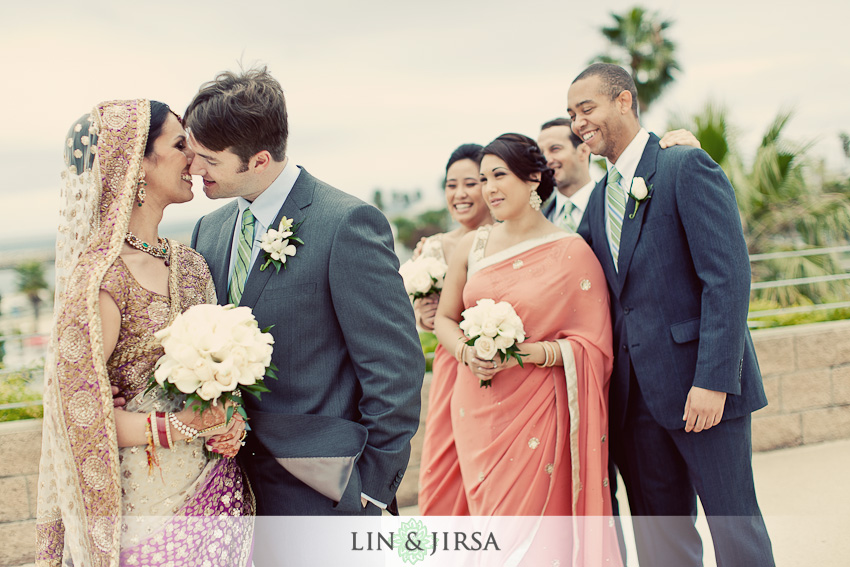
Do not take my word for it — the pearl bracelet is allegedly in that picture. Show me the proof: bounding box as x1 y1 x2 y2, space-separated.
168 412 200 442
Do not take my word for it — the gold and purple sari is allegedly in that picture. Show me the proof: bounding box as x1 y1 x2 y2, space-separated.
35 100 254 567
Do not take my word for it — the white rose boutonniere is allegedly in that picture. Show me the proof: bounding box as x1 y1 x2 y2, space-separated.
259 216 304 273
628 177 653 219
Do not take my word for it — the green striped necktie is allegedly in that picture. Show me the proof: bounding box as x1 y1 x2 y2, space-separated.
606 167 625 270
228 208 255 305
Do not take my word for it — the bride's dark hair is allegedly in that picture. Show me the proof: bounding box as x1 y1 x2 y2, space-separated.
144 101 177 157
481 133 555 203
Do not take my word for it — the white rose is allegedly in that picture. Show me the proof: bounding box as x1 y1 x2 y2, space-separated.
494 334 514 351
170 367 202 394
491 301 513 322
411 271 434 295
631 177 649 200
197 379 224 401
423 258 448 288
481 321 500 338
473 336 498 360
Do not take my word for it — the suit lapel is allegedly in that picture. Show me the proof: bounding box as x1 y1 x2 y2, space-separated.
616 134 660 290
214 205 239 305
238 167 315 310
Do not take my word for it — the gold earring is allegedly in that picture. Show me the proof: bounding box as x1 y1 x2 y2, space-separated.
529 189 542 211
137 170 147 207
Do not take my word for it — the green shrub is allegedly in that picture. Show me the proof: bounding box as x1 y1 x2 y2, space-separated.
420 331 438 373
0 369 43 422
748 298 850 329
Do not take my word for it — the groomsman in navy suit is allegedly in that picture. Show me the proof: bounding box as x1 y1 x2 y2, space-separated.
570 63 774 566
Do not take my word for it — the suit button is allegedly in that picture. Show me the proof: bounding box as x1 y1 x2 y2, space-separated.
624 307 631 315
622 345 629 352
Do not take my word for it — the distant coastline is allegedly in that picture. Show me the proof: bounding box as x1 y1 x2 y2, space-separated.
0 219 197 268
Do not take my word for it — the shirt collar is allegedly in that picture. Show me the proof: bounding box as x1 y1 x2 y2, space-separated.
236 158 301 231
567 179 595 214
606 128 650 189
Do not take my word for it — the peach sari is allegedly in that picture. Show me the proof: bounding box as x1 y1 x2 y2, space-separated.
418 234 470 515
451 227 621 564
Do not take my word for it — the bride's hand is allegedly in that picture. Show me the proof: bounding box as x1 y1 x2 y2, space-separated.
207 414 247 458
175 402 228 439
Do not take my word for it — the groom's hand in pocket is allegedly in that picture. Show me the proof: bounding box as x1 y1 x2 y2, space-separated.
683 386 726 433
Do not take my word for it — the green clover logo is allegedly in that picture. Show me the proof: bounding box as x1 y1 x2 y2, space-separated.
394 518 434 564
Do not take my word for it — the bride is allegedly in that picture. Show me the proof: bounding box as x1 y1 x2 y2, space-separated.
35 100 254 567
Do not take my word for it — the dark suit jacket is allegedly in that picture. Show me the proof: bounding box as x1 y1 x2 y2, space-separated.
191 167 424 513
578 133 767 431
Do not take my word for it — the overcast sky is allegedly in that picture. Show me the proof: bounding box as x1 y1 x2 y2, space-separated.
1 0 848 244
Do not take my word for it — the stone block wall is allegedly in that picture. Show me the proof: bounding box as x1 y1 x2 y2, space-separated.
0 419 40 567
751 320 850 451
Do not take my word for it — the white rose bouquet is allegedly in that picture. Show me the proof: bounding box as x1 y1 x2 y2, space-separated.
399 256 448 300
146 304 277 447
459 298 527 387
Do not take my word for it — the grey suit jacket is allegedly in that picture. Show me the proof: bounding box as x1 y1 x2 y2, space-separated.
191 167 424 511
578 134 767 431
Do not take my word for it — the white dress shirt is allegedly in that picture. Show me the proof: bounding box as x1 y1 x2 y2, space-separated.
546 179 596 231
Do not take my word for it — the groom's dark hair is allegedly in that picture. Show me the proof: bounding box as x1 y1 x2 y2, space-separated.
573 63 639 117
184 65 288 164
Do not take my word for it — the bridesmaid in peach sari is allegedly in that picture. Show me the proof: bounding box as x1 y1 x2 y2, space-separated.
435 134 621 565
415 144 492 515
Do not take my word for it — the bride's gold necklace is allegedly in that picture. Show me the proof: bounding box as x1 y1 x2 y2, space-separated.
125 232 170 266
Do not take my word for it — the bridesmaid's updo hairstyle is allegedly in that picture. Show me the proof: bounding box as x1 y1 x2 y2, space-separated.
445 143 483 172
482 133 555 203
443 143 484 189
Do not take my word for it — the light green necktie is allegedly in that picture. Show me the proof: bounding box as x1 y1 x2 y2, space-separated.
606 168 625 269
556 201 578 232
229 208 255 305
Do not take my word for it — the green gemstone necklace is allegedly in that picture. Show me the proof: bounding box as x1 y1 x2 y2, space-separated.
125 232 170 266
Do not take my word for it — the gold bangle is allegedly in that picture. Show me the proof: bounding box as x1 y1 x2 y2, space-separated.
546 341 558 367
454 336 467 362
537 342 550 368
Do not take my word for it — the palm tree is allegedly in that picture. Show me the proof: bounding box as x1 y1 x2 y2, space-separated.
15 261 48 331
670 104 850 306
592 6 680 114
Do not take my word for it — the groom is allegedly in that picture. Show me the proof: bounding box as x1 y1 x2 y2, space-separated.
569 64 774 566
186 67 424 523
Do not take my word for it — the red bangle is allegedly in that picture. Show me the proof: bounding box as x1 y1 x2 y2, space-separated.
155 411 170 449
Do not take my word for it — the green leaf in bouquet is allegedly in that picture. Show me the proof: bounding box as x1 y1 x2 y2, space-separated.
262 325 275 334
226 404 235 424
290 236 305 245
